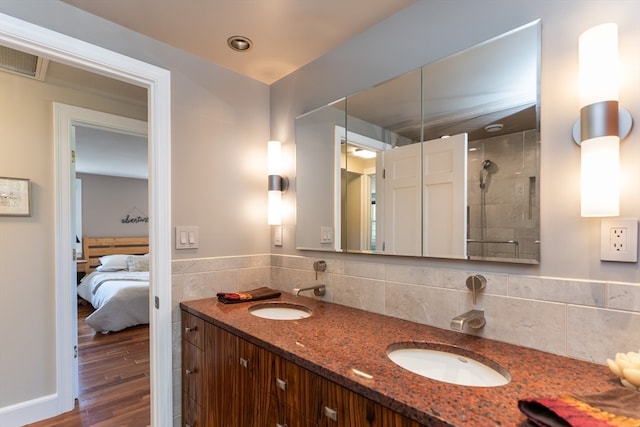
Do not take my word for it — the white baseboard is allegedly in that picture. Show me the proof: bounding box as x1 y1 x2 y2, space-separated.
0 394 62 427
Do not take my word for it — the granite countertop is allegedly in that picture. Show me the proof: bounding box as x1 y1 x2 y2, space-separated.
180 293 618 426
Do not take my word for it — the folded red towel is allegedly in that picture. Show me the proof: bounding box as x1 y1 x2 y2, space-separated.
518 388 640 427
216 287 281 304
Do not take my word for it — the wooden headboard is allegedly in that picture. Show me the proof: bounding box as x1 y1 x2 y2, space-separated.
83 236 149 273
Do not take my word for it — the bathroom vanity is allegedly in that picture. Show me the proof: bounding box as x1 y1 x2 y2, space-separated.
180 294 615 426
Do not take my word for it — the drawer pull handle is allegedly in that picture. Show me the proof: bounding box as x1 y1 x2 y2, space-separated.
276 378 287 390
239 357 249 368
185 326 197 333
276 423 288 427
324 406 338 421
185 368 197 375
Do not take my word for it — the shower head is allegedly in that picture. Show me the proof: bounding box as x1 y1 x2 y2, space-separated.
479 160 492 189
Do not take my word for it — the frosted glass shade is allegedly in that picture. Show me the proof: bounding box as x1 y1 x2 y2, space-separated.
267 140 283 225
268 190 282 225
578 23 620 217
579 23 618 107
580 135 620 217
267 140 282 175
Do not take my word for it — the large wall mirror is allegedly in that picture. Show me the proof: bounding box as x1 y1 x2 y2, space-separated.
296 20 541 264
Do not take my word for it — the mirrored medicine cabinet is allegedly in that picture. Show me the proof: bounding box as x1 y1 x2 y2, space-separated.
296 20 541 264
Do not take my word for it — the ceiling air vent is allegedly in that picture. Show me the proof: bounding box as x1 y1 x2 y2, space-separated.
0 45 48 81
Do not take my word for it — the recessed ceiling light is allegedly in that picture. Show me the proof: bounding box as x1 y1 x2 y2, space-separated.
352 148 377 159
227 36 253 52
484 123 504 133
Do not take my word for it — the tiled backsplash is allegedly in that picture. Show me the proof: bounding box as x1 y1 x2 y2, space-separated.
171 254 640 425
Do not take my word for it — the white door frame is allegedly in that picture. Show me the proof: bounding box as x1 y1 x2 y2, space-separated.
55 103 149 399
0 13 172 426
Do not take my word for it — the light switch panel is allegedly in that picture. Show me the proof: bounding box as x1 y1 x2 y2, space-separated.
273 225 283 247
176 226 199 249
320 226 333 244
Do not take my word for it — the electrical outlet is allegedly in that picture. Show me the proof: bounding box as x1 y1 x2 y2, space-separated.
609 227 627 252
601 219 638 262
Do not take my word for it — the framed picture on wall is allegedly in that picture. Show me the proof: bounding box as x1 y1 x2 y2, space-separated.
0 177 31 216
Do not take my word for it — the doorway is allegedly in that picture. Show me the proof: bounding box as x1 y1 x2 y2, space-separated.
0 13 172 426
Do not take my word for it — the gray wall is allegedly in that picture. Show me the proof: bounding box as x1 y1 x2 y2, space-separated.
78 173 149 238
271 0 640 285
0 0 270 412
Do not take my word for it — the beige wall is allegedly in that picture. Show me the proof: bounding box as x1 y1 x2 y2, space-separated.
0 71 146 406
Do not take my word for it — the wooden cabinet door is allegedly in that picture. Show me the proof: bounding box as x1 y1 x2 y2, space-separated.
270 353 321 427
206 323 270 427
206 322 236 426
317 376 424 427
237 337 267 427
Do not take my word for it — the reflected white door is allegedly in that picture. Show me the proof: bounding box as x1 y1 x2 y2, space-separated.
423 133 467 258
381 143 422 256
70 125 80 399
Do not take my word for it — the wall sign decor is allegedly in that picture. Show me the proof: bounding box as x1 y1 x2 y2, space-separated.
0 177 31 216
121 206 149 224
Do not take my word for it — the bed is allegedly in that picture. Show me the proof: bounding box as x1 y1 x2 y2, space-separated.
77 236 150 333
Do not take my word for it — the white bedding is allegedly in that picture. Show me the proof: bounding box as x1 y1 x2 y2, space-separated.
77 270 149 333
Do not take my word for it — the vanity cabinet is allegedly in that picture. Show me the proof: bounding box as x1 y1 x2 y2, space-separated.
181 308 425 427
181 311 206 427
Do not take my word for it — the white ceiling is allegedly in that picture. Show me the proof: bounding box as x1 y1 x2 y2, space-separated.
57 0 415 178
62 0 415 84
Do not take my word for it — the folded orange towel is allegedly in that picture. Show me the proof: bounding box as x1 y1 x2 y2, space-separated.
518 388 640 427
216 287 281 304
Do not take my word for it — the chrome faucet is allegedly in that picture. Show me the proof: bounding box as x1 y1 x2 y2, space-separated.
292 284 326 297
450 309 485 331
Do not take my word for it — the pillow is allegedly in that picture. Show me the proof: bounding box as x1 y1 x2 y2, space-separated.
97 254 130 271
126 254 149 272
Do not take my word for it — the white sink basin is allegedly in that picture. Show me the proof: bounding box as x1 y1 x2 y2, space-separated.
387 344 510 387
249 303 312 320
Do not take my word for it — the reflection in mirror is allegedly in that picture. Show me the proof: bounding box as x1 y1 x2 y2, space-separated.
296 20 540 263
295 99 345 251
342 68 422 255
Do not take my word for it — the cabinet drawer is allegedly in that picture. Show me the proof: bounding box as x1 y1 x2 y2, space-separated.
182 393 203 427
182 342 205 401
182 311 205 348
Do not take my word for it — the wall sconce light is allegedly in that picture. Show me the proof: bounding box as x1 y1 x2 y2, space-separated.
267 140 288 225
572 23 633 217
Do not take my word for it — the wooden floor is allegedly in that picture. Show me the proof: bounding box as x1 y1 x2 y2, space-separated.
26 304 150 427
